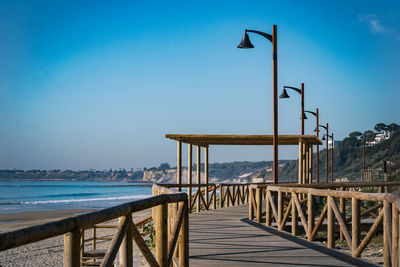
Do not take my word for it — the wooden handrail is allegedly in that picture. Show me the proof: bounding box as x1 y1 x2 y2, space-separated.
0 193 186 252
251 184 400 267
254 180 400 189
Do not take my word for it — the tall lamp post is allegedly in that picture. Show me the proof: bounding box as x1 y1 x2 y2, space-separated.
279 84 305 134
363 138 366 182
322 132 334 182
305 109 319 182
316 123 329 183
238 25 278 184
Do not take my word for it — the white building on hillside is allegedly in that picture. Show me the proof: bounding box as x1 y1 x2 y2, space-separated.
366 131 394 146
327 139 342 149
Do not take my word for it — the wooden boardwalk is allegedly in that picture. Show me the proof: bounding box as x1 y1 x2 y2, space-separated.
188 205 378 267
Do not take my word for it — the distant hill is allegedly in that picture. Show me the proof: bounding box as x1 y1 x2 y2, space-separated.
279 123 400 182
1 123 398 183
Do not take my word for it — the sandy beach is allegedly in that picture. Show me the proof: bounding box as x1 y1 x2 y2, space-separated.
0 208 152 266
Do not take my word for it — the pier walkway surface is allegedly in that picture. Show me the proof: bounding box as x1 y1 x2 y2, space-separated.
188 205 378 267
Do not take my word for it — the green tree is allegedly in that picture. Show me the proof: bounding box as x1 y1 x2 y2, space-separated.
159 163 170 170
374 123 387 133
363 130 376 142
387 123 399 132
349 131 362 139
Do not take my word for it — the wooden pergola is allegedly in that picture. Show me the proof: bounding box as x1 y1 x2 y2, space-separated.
166 134 322 187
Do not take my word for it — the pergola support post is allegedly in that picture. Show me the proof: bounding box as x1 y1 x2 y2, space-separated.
205 146 209 208
177 141 182 191
188 144 192 212
196 145 201 213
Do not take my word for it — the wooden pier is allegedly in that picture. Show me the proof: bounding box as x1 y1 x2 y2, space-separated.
189 205 377 266
1 181 400 266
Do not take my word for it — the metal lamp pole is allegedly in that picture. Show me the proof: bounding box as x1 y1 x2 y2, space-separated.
305 109 319 182
323 132 334 182
326 123 329 182
363 138 366 182
280 84 305 135
318 124 329 183
238 25 278 184
316 109 319 182
331 133 334 182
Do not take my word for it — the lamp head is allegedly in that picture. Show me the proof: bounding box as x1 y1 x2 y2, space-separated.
321 135 326 141
303 113 308 120
279 88 290 98
237 31 254 48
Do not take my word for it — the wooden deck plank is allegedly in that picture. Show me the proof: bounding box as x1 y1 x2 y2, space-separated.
189 205 378 267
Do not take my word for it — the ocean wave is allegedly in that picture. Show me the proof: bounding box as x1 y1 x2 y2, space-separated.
17 195 152 205
40 192 101 198
0 202 20 205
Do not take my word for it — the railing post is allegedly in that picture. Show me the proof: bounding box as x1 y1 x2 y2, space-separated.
64 228 81 267
307 193 314 241
233 185 241 205
292 192 298 236
266 188 271 226
152 185 158 245
392 203 399 267
92 227 96 251
173 202 179 258
246 185 249 203
241 185 245 204
220 185 224 209
156 202 168 266
327 196 335 249
119 213 133 267
352 197 360 257
383 200 392 267
256 187 262 223
179 200 189 267
213 184 217 210
249 187 254 220
278 191 283 229
339 196 345 241
231 185 236 207
226 185 230 207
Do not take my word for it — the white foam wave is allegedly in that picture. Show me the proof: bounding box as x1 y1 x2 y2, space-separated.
21 195 152 205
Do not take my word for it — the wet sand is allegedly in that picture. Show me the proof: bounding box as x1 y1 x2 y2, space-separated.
0 209 151 266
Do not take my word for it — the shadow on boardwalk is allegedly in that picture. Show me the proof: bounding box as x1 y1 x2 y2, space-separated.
188 205 378 267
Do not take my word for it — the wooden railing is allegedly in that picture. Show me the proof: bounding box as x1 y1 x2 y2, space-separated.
248 181 400 267
0 185 188 267
159 183 251 213
80 215 153 265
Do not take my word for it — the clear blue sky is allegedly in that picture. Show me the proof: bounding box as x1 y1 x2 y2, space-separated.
1 0 399 170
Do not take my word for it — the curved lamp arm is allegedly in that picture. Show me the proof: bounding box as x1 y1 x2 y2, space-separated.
304 110 317 117
284 86 301 95
314 124 327 132
246 29 273 42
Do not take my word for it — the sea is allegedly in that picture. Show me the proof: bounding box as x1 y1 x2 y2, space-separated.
0 181 153 214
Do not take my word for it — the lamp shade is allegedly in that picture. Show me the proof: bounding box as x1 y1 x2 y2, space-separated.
321 135 326 141
303 113 308 120
279 88 290 98
237 33 254 48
